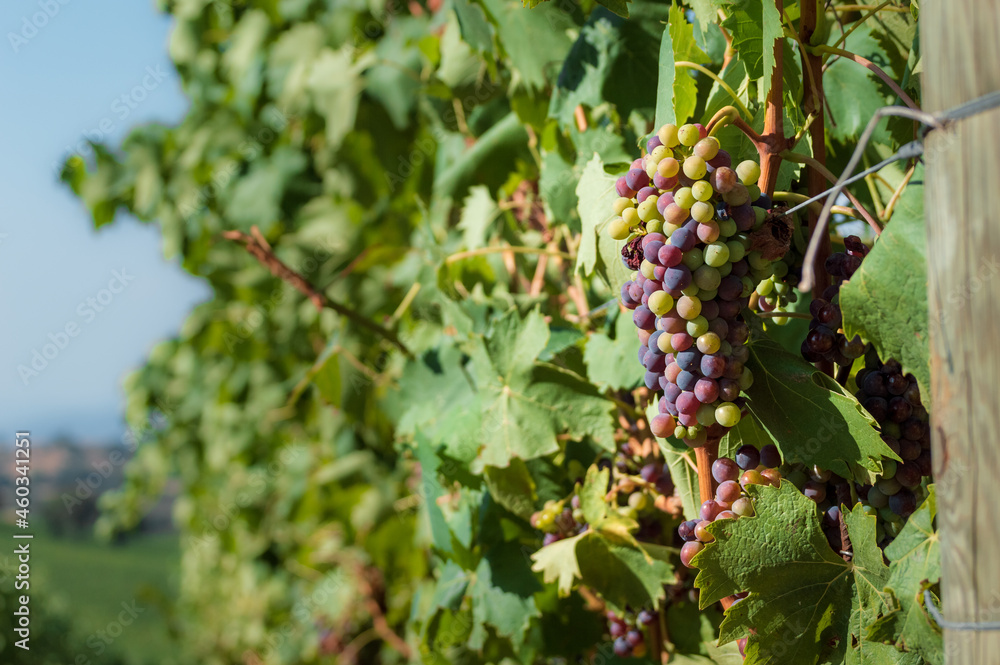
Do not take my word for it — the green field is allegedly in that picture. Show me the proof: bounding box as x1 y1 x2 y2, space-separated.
0 523 181 665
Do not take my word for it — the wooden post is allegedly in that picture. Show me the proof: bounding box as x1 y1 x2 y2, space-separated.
923 2 1000 662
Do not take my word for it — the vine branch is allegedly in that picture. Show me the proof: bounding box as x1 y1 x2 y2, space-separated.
815 44 920 110
222 227 412 357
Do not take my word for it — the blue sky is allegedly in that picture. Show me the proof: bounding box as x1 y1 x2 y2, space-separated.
0 1 210 443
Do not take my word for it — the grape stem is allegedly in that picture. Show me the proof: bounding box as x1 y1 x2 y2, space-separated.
222 227 413 358
881 162 917 222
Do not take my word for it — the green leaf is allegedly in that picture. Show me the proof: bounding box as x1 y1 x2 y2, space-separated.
464 309 616 471
458 185 499 249
867 486 942 664
695 484 889 664
531 532 584 596
687 0 727 31
453 0 496 56
654 16 677 129
668 5 710 125
575 154 632 291
479 0 575 92
584 311 643 391
575 531 672 613
578 466 638 541
484 459 538 521
722 0 782 101
743 326 898 483
841 169 930 403
594 0 631 18
466 543 543 648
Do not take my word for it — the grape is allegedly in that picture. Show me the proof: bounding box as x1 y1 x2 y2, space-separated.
732 497 754 517
613 637 631 657
694 520 715 543
683 155 708 180
735 445 760 470
717 480 742 503
803 481 827 503
626 168 649 191
633 306 655 330
678 519 699 542
736 160 761 185
759 444 781 468
716 403 741 427
637 610 655 626
760 468 781 487
680 540 704 568
889 488 916 517
610 620 627 638
739 470 765 488
626 630 644 647
650 413 676 438
678 124 701 146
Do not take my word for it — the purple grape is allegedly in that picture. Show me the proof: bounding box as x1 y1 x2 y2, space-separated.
613 636 631 657
735 445 760 470
658 244 683 267
640 463 661 483
669 227 697 252
626 168 649 191
712 457 740 483
759 444 781 468
633 306 655 330
678 519 699 541
626 630 644 647
638 186 658 202
664 265 692 291
677 370 699 391
700 354 727 379
644 370 661 390
616 177 636 198
694 377 720 403
719 378 740 401
675 349 701 371
644 241 665 264
646 135 662 153
731 203 754 231
677 392 701 415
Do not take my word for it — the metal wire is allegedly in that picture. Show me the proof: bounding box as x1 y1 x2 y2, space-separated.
924 590 1000 631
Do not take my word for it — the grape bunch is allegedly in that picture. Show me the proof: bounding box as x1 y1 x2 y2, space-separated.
607 608 656 658
677 444 782 568
530 496 586 546
801 236 869 366
854 352 931 542
613 122 780 447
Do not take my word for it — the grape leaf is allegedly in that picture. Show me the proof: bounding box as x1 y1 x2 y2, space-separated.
721 0 781 101
575 533 673 613
463 308 616 471
655 6 710 129
686 0 727 31
530 533 584 595
584 310 643 391
743 326 899 483
841 168 930 404
579 466 639 542
671 5 710 125
458 186 499 250
867 486 942 664
694 484 890 665
594 0 632 18
484 459 538 521
452 0 496 56
479 0 575 92
466 543 543 648
575 154 632 291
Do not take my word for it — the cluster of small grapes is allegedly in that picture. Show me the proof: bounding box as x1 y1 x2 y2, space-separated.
677 444 782 568
752 256 797 325
801 236 869 365
530 497 586 546
607 608 656 658
613 122 778 447
855 352 931 543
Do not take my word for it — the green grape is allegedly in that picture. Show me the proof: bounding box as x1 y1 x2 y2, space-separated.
622 207 640 228
692 180 714 201
675 187 696 209
719 219 737 237
716 403 742 428
686 425 701 439
646 219 664 234
867 485 889 508
693 265 721 291
674 425 687 439
691 201 714 223
650 145 669 163
736 160 761 185
748 251 770 270
657 331 674 353
773 281 789 295
681 284 700 297
686 316 709 337
678 123 700 146
648 291 674 316
771 261 789 278
770 315 789 326
756 278 774 297
739 367 754 390
697 332 721 354
683 155 708 180
644 157 658 179
697 403 717 426
638 198 660 222
608 217 630 240
658 123 680 147
725 240 746 262
704 242 731 267
682 247 705 270
882 459 898 477
628 492 649 511
753 206 767 228
699 287 719 300
746 184 761 202
613 197 633 215
641 260 656 279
